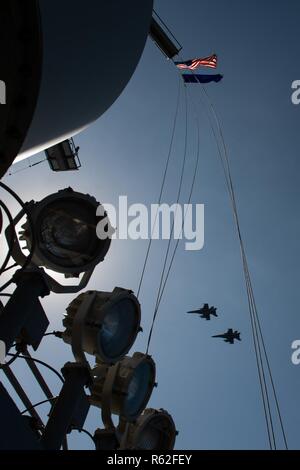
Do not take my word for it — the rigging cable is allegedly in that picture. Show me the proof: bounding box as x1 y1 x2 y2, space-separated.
203 82 277 448
0 351 21 369
146 83 188 353
170 61 275 447
72 428 95 445
202 78 287 450
184 67 288 449
20 396 58 415
146 86 201 353
137 74 182 299
7 158 47 176
7 353 64 384
154 90 203 317
245 254 288 449
191 70 276 449
1 263 18 274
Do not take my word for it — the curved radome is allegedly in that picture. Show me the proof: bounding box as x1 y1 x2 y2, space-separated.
1 0 154 173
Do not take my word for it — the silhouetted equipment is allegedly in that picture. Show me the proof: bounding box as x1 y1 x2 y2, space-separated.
94 428 119 450
187 303 218 320
0 270 49 353
62 288 142 364
90 353 156 425
0 0 42 179
40 362 91 450
5 187 111 293
85 407 178 451
149 12 182 59
212 329 241 344
1 0 154 177
0 182 177 450
121 408 177 450
0 383 42 450
45 138 81 172
0 1 179 449
2 366 44 430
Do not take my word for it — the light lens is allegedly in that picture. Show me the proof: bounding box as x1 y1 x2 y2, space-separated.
125 410 177 450
123 361 152 419
99 298 138 360
137 425 161 450
38 199 103 268
136 416 173 449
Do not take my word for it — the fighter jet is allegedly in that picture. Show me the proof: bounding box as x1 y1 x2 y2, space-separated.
187 303 218 321
212 329 241 344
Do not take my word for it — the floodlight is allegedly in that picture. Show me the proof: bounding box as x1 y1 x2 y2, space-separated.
19 188 111 275
90 352 156 424
62 288 141 364
5 188 111 293
121 408 177 450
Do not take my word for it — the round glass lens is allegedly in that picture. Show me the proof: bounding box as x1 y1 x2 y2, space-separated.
99 298 138 360
38 199 99 266
123 361 153 419
136 416 171 450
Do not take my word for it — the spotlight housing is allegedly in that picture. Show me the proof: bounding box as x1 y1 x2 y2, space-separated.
121 408 177 450
62 288 142 364
6 188 111 293
19 188 110 276
90 352 156 424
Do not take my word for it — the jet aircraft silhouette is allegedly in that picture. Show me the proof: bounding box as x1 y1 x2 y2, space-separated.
212 328 241 344
187 303 218 321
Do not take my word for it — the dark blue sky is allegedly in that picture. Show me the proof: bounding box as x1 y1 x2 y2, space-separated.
2 0 300 449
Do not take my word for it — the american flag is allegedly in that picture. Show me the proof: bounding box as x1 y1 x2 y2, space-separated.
175 54 218 70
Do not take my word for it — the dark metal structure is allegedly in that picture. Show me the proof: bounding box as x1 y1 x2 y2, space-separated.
0 2 179 451
0 182 177 450
149 12 182 59
45 138 81 172
0 0 154 177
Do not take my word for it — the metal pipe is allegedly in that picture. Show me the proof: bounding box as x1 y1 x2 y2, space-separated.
149 18 181 59
23 348 53 399
2 366 43 428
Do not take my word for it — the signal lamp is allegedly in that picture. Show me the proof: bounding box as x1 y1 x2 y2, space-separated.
19 188 111 276
6 188 111 292
121 408 177 450
90 352 156 424
62 288 141 364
